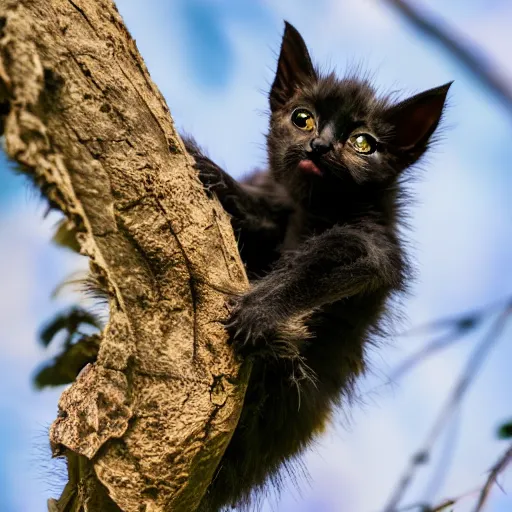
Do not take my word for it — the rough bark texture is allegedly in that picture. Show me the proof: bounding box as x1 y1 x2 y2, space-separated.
0 0 249 510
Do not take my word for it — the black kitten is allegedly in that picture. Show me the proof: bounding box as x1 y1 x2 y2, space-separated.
185 21 451 512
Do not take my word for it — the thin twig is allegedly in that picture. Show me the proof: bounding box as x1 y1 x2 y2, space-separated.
390 299 510 382
397 485 490 512
383 0 512 116
421 406 461 503
431 498 457 512
383 304 512 512
398 448 512 512
396 498 456 511
473 443 512 512
398 298 509 338
391 329 475 382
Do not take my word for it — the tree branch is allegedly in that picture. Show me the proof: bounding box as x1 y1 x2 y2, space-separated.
383 304 512 512
0 0 249 510
473 444 512 512
383 0 512 116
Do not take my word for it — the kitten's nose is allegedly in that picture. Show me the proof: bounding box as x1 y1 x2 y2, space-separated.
310 137 333 155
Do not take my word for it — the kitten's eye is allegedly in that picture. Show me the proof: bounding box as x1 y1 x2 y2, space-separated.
291 109 315 132
349 134 376 154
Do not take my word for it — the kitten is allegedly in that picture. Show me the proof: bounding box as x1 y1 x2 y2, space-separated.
187 20 451 512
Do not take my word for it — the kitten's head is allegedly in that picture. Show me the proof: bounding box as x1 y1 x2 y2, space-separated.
267 22 451 200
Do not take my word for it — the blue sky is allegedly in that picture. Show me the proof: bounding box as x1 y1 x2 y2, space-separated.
0 0 511 510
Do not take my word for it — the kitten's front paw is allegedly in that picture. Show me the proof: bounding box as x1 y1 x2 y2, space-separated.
226 295 277 356
196 165 227 195
225 294 310 361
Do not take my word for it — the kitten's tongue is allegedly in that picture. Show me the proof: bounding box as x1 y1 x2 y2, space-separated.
298 159 322 176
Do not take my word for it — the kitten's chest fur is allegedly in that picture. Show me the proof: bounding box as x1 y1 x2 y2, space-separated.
281 206 333 252
251 173 385 261
240 175 335 274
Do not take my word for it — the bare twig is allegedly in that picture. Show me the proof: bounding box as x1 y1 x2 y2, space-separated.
383 0 512 116
431 498 457 512
383 304 512 512
396 498 456 511
391 329 475 383
397 446 512 512
421 405 461 503
390 298 510 384
398 299 509 338
473 443 512 512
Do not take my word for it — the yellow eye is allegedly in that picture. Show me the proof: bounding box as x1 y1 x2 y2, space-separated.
291 108 315 132
349 134 376 154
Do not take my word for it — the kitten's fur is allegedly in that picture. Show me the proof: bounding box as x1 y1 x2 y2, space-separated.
186 22 451 512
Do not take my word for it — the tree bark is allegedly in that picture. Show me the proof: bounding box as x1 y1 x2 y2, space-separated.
0 0 249 510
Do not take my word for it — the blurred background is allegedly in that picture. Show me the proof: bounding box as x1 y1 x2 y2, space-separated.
0 0 511 510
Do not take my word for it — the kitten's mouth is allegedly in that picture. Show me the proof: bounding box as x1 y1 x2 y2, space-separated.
297 158 323 176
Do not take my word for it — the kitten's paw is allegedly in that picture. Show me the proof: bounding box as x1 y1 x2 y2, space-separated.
225 294 311 361
225 297 277 356
194 161 229 196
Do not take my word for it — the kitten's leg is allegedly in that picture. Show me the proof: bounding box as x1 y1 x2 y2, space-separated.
183 135 292 235
228 225 403 356
183 136 259 218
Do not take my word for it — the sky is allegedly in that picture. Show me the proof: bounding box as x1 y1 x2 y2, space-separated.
0 0 511 511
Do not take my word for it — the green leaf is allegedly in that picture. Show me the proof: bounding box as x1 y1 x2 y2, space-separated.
497 420 512 439
33 334 100 389
39 307 102 347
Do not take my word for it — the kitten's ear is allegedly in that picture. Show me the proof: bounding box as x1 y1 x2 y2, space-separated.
385 82 452 154
270 21 317 112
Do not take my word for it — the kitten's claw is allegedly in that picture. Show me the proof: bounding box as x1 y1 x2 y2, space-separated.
226 296 275 355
